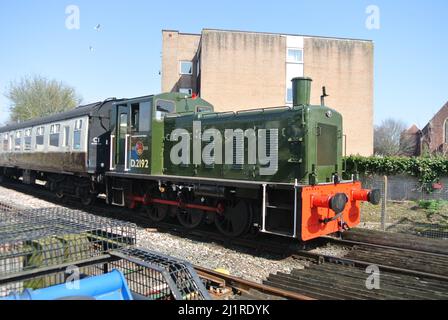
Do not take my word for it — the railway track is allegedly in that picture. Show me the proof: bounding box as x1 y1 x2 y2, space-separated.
264 263 448 300
1 179 448 300
195 266 313 300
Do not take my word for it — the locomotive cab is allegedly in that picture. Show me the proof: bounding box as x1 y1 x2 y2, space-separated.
108 93 213 175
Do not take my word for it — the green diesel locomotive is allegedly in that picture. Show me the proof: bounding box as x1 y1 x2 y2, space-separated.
0 77 379 241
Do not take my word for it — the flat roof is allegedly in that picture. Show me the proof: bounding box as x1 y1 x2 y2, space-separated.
162 28 372 43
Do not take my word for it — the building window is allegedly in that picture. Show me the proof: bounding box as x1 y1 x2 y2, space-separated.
73 120 82 150
36 126 45 146
445 119 448 144
287 48 303 63
179 88 192 95
50 124 60 147
180 61 193 75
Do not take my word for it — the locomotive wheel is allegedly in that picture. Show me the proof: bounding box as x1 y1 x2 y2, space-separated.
146 205 168 222
176 208 204 229
80 194 96 206
77 186 96 206
55 189 65 200
215 200 252 237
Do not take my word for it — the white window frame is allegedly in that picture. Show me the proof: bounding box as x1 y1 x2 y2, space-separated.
50 124 61 134
2 133 8 152
73 119 83 150
286 48 303 64
37 126 45 136
179 61 193 75
75 119 83 130
63 125 70 148
14 131 22 151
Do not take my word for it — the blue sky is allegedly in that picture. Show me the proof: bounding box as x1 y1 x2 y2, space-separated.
0 0 447 128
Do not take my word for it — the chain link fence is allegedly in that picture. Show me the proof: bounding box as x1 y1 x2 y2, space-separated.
358 175 448 240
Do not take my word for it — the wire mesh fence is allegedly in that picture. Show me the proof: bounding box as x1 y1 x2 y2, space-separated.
106 248 210 300
0 247 210 300
0 205 137 297
0 202 210 300
359 175 448 240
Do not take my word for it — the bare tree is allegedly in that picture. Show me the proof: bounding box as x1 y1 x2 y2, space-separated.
374 118 408 156
5 75 82 122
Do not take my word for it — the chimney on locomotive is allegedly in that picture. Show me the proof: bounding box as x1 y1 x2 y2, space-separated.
291 77 312 106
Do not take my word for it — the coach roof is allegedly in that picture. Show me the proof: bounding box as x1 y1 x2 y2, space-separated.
0 100 115 133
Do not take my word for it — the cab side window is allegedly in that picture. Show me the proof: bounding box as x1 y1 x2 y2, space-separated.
155 100 175 121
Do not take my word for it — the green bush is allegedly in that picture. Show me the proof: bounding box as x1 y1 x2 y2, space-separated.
343 155 448 185
417 200 443 212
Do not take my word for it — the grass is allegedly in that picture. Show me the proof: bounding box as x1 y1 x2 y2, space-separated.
361 200 448 225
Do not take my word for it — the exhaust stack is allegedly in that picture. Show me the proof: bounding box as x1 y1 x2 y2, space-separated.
292 77 312 106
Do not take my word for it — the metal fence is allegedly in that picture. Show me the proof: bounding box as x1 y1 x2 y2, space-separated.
359 175 448 240
0 202 210 300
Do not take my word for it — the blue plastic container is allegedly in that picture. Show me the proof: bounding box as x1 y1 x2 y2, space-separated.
3 269 133 300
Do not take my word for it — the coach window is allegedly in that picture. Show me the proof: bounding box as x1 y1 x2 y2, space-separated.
2 134 8 151
36 126 45 146
15 131 22 151
24 129 32 151
50 124 60 147
63 126 70 147
73 120 82 150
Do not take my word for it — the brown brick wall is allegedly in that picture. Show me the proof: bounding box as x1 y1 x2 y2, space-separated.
161 31 201 93
421 102 448 152
199 30 286 111
304 37 374 156
161 29 374 156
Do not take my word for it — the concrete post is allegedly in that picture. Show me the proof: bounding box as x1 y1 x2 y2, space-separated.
381 175 387 231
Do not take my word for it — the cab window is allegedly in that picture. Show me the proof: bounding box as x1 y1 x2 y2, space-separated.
131 101 151 132
155 100 175 121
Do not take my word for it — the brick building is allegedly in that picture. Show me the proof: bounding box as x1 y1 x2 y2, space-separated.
161 28 374 156
421 101 448 154
400 124 422 156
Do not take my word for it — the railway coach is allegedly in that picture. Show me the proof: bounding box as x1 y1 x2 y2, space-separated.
0 77 379 241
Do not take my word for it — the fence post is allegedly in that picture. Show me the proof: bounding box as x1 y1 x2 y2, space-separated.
381 175 387 231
